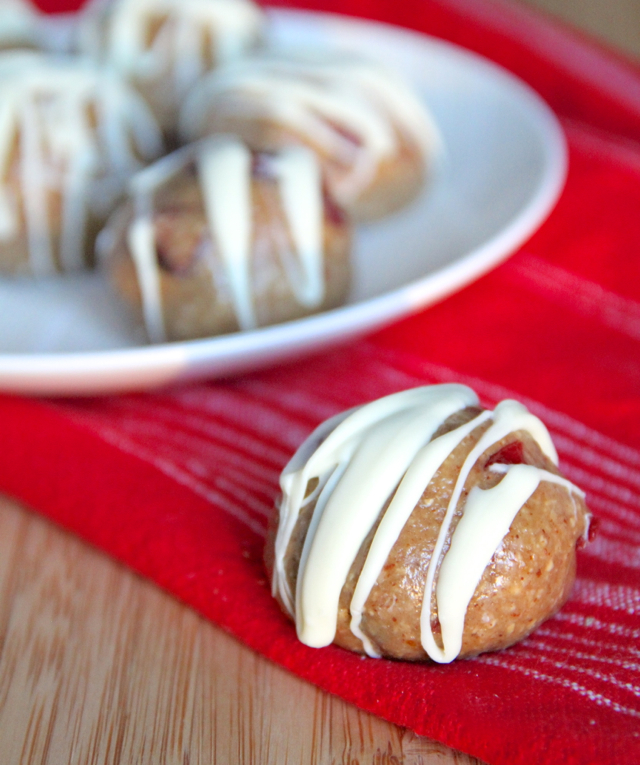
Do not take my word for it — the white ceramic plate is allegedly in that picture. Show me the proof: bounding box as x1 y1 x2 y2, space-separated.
0 9 567 396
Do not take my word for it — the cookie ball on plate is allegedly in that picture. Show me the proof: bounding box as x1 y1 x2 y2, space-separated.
99 135 352 343
179 52 440 222
77 0 265 136
0 52 164 277
265 384 592 662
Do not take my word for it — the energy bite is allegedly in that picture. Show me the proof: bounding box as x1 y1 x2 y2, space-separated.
78 0 265 136
100 136 352 342
179 52 440 221
265 385 592 663
0 51 163 276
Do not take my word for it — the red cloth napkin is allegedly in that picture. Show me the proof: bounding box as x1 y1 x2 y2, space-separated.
5 1 640 763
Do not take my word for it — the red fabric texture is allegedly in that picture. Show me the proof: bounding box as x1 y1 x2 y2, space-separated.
4 1 640 763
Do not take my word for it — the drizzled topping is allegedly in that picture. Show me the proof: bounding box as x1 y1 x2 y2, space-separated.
180 52 440 207
273 385 586 663
0 51 163 276
125 136 327 342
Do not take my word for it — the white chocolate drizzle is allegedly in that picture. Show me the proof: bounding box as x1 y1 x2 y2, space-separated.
270 146 324 308
0 52 163 276
273 385 586 663
125 136 326 341
126 148 192 342
180 53 440 207
198 136 254 329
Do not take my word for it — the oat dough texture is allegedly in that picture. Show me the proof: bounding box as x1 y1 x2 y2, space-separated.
103 136 352 342
266 385 592 663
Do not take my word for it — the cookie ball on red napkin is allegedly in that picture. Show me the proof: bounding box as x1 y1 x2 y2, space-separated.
266 384 592 662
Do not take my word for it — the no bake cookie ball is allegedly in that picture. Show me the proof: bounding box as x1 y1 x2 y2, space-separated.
78 0 265 136
100 135 352 342
265 385 592 663
180 52 439 222
0 51 163 276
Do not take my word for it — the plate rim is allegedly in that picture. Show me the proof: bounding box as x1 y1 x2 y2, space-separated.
0 8 568 395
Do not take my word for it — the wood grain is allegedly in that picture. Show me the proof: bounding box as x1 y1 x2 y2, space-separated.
0 495 482 765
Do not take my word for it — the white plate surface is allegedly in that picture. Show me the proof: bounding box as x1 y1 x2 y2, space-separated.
0 9 567 396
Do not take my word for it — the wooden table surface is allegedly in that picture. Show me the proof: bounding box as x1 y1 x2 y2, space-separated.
0 495 482 765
